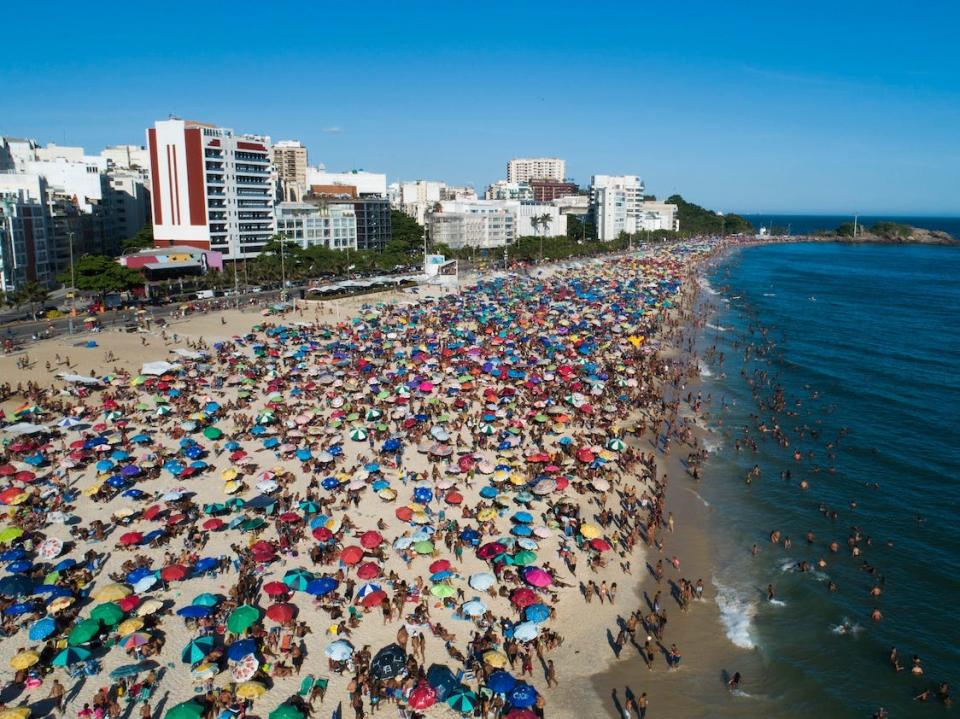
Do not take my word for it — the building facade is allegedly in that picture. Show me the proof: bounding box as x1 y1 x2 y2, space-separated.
0 190 51 292
276 201 357 251
590 174 644 240
147 118 275 260
273 141 308 202
305 169 386 197
506 157 565 183
485 181 533 202
529 179 578 202
396 180 444 224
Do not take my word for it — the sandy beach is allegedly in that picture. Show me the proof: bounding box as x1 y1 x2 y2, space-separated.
0 243 741 719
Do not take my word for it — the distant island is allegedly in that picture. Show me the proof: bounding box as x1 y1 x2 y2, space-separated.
813 221 958 245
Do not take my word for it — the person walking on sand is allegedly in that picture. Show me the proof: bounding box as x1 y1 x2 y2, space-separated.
545 659 558 688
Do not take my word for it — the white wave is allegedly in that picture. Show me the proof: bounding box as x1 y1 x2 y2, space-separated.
730 689 757 699
712 578 757 649
699 278 719 296
762 293 776 297
686 488 710 507
698 361 713 378
778 559 796 573
701 435 723 453
705 323 728 332
830 617 863 636
768 598 786 607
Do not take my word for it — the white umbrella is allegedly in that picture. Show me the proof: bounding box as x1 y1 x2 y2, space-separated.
461 599 487 617
468 573 495 591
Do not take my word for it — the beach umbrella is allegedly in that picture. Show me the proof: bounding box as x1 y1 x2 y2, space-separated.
235 681 267 700
68 618 101 645
340 546 364 565
136 599 163 616
28 616 56 640
181 636 214 664
512 550 537 566
193 592 221 607
414 540 434 554
9 650 40 670
487 670 517 694
469 573 495 591
461 599 487 617
266 603 296 623
524 603 550 623
227 604 260 633
282 568 313 590
507 682 537 708
52 646 92 666
408 682 437 710
504 710 538 719
227 638 258 661
177 605 211 619
161 564 189 582
121 632 151 650
306 577 338 596
324 639 354 661
262 581 288 597
269 705 303 719
522 566 552 587
231 653 259 681
164 701 204 719
93 583 131 601
6 560 32 574
426 664 458 700
482 650 508 668
0 711 30 719
202 426 222 440
119 532 143 546
91 601 125 626
447 687 479 714
513 622 540 642
370 643 406 680
118 594 142 613
37 537 63 559
110 662 151 678
4 601 36 616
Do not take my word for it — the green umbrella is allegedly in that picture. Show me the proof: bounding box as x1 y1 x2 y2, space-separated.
165 701 205 719
298 500 320 514
226 498 245 510
227 604 260 634
203 426 223 440
512 550 537 566
446 687 478 714
413 540 434 554
283 568 313 591
240 518 266 532
181 636 214 664
430 584 455 598
204 503 227 515
52 646 92 666
90 602 125 626
68 618 101 645
349 427 367 441
192 593 220 607
269 704 304 719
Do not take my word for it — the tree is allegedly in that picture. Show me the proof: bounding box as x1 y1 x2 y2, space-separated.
122 223 154 252
388 210 424 256
10 282 50 320
58 255 144 298
539 213 553 237
665 195 753 235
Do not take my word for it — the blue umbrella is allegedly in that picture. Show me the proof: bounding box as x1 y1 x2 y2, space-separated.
96 460 115 472
6 560 32 574
29 616 57 640
413 487 433 503
193 557 217 573
305 577 338 596
111 450 130 461
507 682 537 708
226 638 258 661
127 567 154 584
177 605 211 619
511 525 533 537
486 670 516 694
321 478 340 491
121 465 141 477
512 511 533 524
430 570 453 582
0 549 25 562
479 487 498 499
143 529 165 543
295 449 312 461
33 585 72 598
122 488 146 499
107 476 128 489
262 438 279 449
133 575 158 593
130 434 152 444
460 528 481 545
54 558 77 572
381 438 401 453
225 441 240 451
5 601 36 615
0 575 33 596
371 479 390 491
250 426 266 436
524 603 550 623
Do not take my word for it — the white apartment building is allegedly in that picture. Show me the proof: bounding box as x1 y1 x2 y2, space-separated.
395 180 444 224
590 174 645 240
147 118 275 260
275 202 357 251
507 157 566 184
101 145 150 174
637 200 680 232
485 180 532 202
0 188 51 291
25 157 107 213
306 168 386 197
428 201 515 250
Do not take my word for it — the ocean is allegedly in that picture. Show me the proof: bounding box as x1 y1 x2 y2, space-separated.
739 215 960 239
695 242 960 717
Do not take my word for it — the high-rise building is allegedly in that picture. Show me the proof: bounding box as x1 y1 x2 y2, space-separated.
396 180 444 224
0 189 51 292
529 179 579 202
485 181 533 202
101 145 151 175
506 157 565 184
147 118 275 260
273 141 308 202
590 174 644 240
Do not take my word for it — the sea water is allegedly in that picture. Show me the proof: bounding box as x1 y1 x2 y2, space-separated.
696 242 960 717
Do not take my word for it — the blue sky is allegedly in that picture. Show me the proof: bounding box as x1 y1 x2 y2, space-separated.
1 1 958 214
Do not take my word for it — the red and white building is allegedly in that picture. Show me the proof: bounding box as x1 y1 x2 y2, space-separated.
147 119 275 260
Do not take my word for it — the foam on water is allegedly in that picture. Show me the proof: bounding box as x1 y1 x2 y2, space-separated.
706 322 728 332
712 578 757 649
698 361 713 378
699 278 719 296
700 434 723 453
686 488 710 507
829 618 863 636
768 598 787 607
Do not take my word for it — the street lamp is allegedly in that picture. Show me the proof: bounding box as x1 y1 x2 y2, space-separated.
67 230 76 335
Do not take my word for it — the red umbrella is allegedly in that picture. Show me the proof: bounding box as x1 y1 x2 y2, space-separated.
589 538 612 552
505 711 538 719
266 603 296 622
262 582 288 598
160 564 188 582
143 505 162 521
526 453 550 463
14 471 36 483
119 532 143 546
510 587 538 608
202 518 224 531
429 559 451 574
457 455 475 471
407 682 437 710
395 506 413 521
576 448 595 463
312 527 333 542
0 464 17 476
360 531 382 549
118 594 141 612
340 546 364 565
555 476 570 491
445 491 463 505
278 512 301 523
166 514 186 526
250 540 274 554
478 542 506 560
356 562 380 580
361 590 387 608
229 450 246 461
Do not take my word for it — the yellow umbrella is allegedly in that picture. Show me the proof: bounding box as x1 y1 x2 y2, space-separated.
112 507 135 519
136 599 163 617
482 650 508 668
49 596 75 612
509 474 527 486
235 681 267 699
94 583 131 601
0 709 30 719
82 483 103 497
580 524 601 539
117 618 144 636
224 481 242 494
477 508 497 522
221 468 238 482
8 492 29 505
377 488 396 500
9 651 39 670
